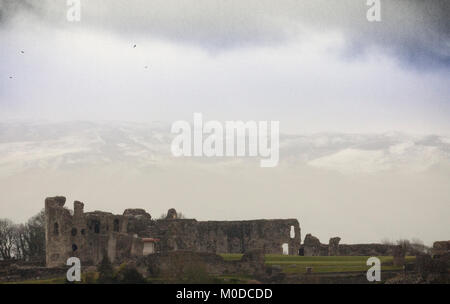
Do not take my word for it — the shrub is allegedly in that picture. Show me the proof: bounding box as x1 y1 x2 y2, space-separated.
116 266 146 284
83 272 98 284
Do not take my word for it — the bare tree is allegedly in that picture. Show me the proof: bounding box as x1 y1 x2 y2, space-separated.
394 238 430 255
14 224 28 260
0 210 46 262
381 238 394 245
410 238 430 254
0 219 16 260
396 239 411 250
16 210 46 262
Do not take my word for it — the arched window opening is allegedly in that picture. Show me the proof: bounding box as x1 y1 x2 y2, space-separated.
71 228 77 236
54 223 59 236
94 221 100 234
282 243 289 255
113 219 120 232
299 247 305 256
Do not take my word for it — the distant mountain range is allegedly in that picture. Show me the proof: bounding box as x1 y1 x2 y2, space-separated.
1 121 449 176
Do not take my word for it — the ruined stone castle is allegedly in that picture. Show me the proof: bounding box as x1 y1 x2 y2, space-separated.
45 196 301 267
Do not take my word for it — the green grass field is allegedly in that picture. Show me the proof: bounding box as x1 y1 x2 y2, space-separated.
220 254 415 274
3 255 415 284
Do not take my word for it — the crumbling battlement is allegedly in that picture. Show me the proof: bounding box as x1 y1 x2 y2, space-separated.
45 196 301 267
302 234 328 256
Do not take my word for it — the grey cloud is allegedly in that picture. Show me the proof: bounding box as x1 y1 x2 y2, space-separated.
1 0 450 68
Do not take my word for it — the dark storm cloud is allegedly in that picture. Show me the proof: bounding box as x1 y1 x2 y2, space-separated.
346 0 450 69
1 0 449 68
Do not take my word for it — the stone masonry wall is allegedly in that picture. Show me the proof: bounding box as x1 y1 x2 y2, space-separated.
145 218 301 255
45 197 301 267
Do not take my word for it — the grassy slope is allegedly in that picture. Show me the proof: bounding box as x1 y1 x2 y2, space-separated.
220 254 416 274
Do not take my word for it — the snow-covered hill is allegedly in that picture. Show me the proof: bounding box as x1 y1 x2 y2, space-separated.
1 121 449 175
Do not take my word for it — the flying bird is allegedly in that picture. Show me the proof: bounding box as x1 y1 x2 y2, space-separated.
133 44 136 48
20 51 24 54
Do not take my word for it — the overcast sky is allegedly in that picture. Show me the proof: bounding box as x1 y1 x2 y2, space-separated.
0 1 450 245
1 0 450 133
